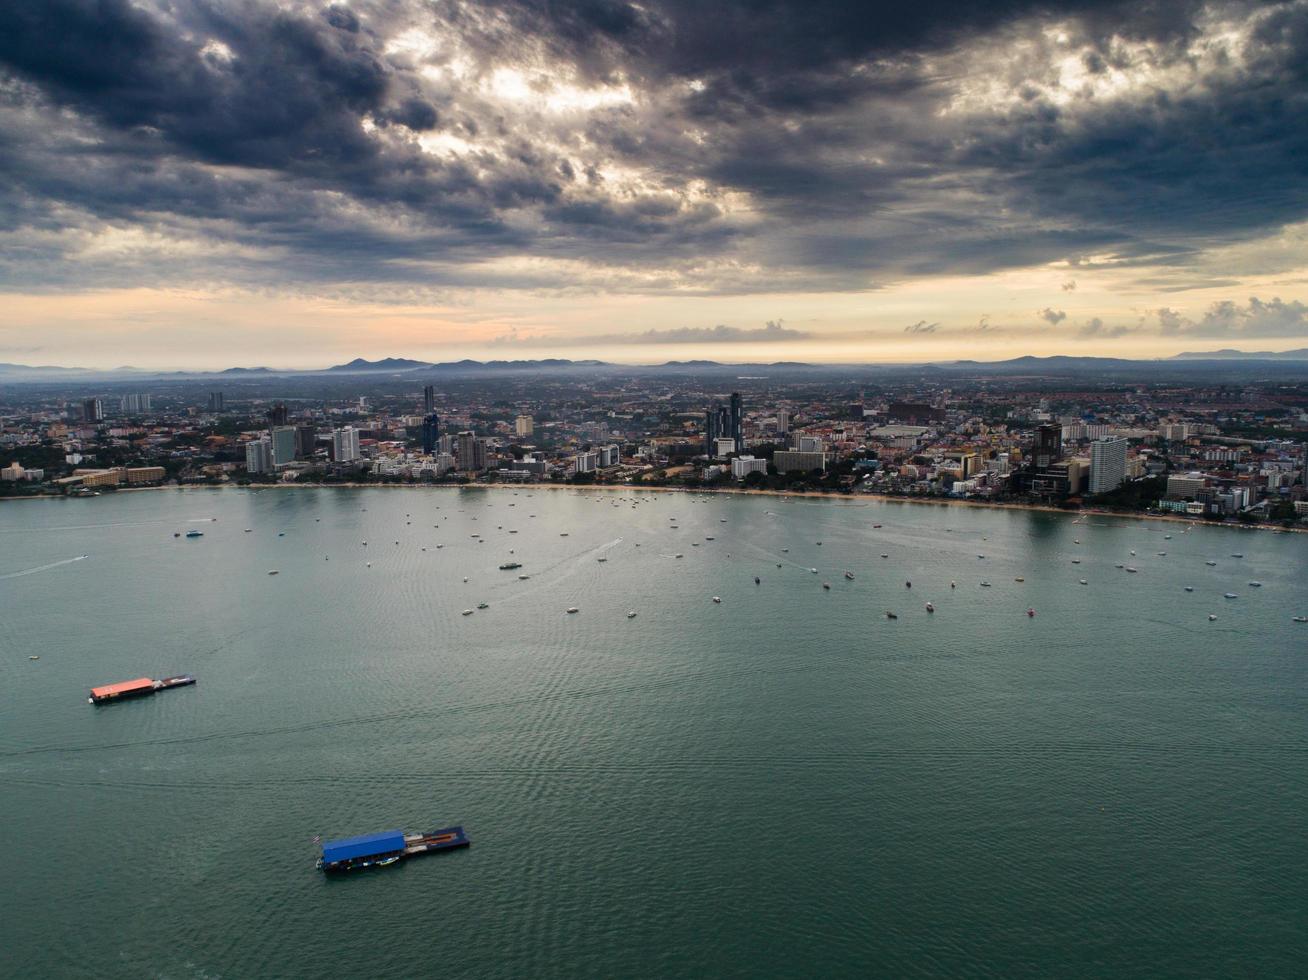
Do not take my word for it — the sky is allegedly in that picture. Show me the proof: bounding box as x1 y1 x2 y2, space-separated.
2 0 1307 369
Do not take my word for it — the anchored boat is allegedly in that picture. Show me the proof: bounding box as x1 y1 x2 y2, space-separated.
89 674 195 705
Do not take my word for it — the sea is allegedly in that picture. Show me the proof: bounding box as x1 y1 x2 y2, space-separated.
1 487 1304 979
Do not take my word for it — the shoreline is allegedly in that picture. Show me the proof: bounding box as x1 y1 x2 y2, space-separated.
3 479 1301 533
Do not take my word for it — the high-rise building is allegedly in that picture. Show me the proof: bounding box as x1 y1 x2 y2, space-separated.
598 444 620 467
245 438 272 474
82 398 104 423
119 393 151 414
773 450 827 473
423 385 436 413
515 415 534 438
332 426 361 463
270 426 297 466
732 456 768 478
208 392 224 412
729 392 743 449
421 413 441 455
1032 424 1062 471
1089 437 1128 494
776 410 790 435
295 426 318 459
267 402 289 429
705 401 732 454
457 431 483 471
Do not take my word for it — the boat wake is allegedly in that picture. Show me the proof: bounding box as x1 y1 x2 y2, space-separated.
0 555 89 580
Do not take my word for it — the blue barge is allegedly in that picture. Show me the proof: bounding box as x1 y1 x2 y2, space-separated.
318 826 470 873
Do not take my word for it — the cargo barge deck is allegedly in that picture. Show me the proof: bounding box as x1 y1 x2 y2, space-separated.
88 674 196 705
318 826 470 873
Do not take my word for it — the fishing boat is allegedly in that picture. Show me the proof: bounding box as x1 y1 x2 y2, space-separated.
905 581 911 588
1231 553 1243 558
1027 608 1036 618
1248 581 1262 587
185 530 204 538
822 583 830 590
498 562 522 570
754 577 760 584
477 602 488 610
1015 577 1025 582
268 570 279 576
885 611 898 619
844 571 855 580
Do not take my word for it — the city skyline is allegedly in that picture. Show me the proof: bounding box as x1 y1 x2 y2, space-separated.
2 1 1307 368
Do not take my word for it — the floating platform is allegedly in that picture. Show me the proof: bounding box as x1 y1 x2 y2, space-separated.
318 826 470 873
88 674 196 705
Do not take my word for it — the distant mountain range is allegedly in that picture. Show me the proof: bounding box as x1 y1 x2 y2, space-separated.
3 349 1308 382
1170 348 1308 360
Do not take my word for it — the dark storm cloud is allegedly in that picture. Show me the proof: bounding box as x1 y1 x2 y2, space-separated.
0 0 1305 295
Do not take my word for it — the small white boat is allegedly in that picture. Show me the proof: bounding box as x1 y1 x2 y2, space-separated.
1129 550 1136 556
627 612 637 619
925 602 934 613
1209 614 1218 621
1071 559 1081 564
462 609 474 616
1293 616 1307 623
675 553 684 558
881 554 888 559
566 607 579 614
1126 567 1138 573
1231 553 1243 558
1224 593 1238 599
1184 586 1194 592
810 568 818 574
1206 560 1217 566
268 570 279 576
477 602 488 610
366 562 372 568
980 581 991 587
713 596 722 603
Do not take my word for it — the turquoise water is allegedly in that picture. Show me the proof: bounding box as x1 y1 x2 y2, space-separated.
1 487 1305 979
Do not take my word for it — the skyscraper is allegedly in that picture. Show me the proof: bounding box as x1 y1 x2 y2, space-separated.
705 401 732 454
267 402 289 428
332 427 361 463
421 413 441 455
457 431 484 471
515 415 534 438
295 426 318 459
423 385 435 413
1089 437 1129 494
82 398 104 422
1032 424 1062 471
245 438 272 474
776 410 790 435
208 392 224 412
270 426 297 466
729 392 743 449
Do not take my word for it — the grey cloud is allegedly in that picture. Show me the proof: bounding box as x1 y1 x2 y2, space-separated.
1079 317 1133 338
1038 308 1067 325
0 0 1305 299
904 320 938 333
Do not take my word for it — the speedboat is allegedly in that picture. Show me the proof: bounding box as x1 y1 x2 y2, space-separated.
627 612 637 618
185 530 203 538
1248 582 1262 587
461 609 474 616
268 570 279 576
713 596 722 603
1231 553 1243 558
1293 616 1307 623
844 572 855 580
1206 561 1217 566
811 568 818 574
566 607 579 614
979 581 991 587
1209 614 1218 621
1015 577 1025 582
477 602 488 610
1071 559 1081 564
1224 593 1238 599
925 602 934 613
1126 567 1138 573
1079 579 1088 585
1184 586 1194 592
